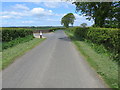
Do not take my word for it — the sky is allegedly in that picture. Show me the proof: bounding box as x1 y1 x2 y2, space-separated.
0 1 94 27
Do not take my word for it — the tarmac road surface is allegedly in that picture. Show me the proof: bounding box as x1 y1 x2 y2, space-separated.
2 30 107 88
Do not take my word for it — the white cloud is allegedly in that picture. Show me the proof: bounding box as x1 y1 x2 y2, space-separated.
0 11 30 19
72 13 94 26
9 11 24 16
47 18 60 22
30 8 53 16
1 2 94 26
0 15 12 19
31 8 44 14
1 0 62 2
12 4 30 10
43 2 59 8
22 21 34 24
43 2 74 8
1 7 53 19
74 14 82 18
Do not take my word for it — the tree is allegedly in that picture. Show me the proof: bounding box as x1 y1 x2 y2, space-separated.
61 13 76 28
72 2 120 28
81 23 87 27
104 2 120 28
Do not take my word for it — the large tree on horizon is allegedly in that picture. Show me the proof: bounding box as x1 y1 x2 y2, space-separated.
61 13 76 28
72 2 120 28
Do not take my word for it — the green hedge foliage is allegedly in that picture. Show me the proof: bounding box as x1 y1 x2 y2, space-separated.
67 27 120 62
50 27 66 31
2 35 33 50
2 28 33 42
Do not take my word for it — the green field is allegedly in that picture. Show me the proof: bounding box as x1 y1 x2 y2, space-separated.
0 43 1 51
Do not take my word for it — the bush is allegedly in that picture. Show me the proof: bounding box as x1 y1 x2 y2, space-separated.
67 27 120 62
2 35 33 50
74 27 88 39
50 27 66 31
0 29 2 42
86 28 120 61
2 28 33 42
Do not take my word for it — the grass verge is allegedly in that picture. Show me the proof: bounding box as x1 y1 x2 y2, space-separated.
65 30 118 89
1 38 45 70
2 35 33 50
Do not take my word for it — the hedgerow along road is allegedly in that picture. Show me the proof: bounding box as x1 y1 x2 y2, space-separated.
2 30 107 88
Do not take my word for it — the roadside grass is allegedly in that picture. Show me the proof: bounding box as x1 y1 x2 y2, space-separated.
65 30 118 89
0 42 2 70
2 35 33 50
0 52 2 71
0 42 2 52
1 38 45 70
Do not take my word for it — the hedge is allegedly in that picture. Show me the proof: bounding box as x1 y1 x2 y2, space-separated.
2 35 33 50
50 27 66 31
67 27 120 62
2 28 33 42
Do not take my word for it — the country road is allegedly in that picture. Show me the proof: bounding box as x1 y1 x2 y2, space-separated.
2 30 107 88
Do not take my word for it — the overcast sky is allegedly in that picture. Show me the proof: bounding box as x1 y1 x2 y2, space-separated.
1 2 94 27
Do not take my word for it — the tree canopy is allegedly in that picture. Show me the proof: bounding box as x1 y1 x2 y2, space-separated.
81 23 87 27
61 13 76 28
72 2 120 28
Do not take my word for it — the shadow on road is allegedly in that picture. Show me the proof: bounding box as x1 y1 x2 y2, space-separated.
58 37 71 42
